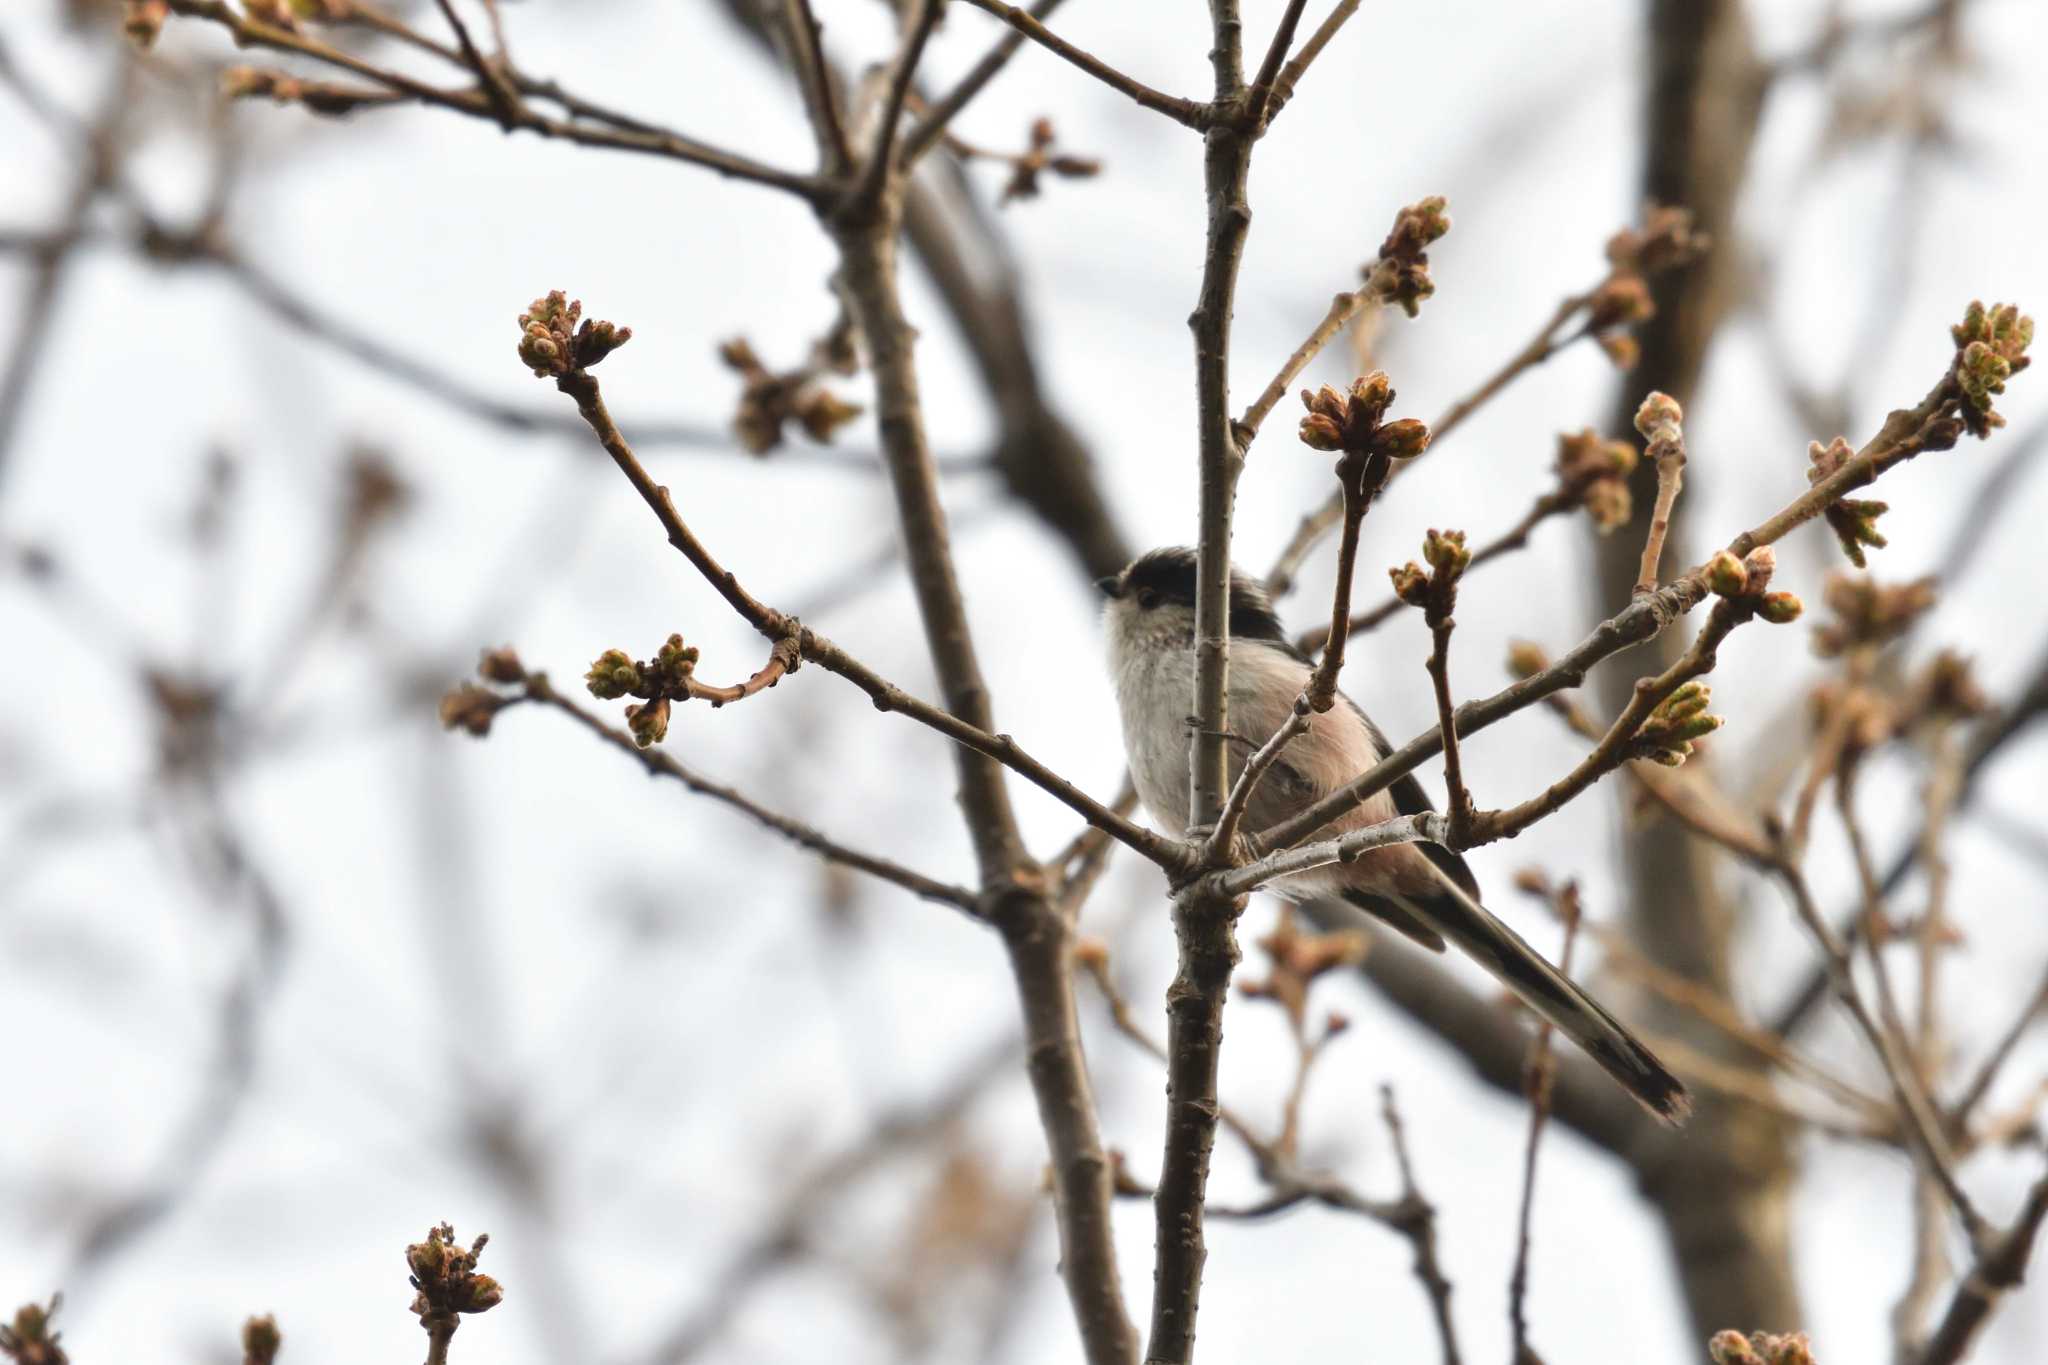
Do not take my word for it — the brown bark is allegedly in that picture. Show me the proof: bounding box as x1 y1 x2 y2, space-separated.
1595 0 1797 1340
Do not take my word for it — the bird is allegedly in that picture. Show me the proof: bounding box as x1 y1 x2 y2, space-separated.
1098 546 1690 1124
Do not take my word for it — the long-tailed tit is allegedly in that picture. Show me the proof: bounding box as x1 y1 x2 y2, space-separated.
1099 546 1689 1123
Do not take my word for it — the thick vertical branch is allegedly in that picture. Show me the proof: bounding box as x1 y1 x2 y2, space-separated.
1147 8 1258 1360
1595 0 1790 1341
828 201 1137 1364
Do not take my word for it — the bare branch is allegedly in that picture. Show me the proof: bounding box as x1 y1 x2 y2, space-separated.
1265 293 1591 596
1767 855 1989 1249
1243 0 1310 125
1265 0 1363 119
1299 491 1571 653
1633 393 1688 594
544 359 1178 871
850 0 941 210
1254 363 1982 858
1380 1085 1463 1365
1913 1172 2048 1365
957 0 1207 128
1234 288 1376 448
901 0 1066 164
501 672 979 914
1508 884 1583 1362
161 0 831 199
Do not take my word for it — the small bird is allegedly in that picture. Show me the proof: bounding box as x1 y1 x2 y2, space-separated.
1099 546 1690 1124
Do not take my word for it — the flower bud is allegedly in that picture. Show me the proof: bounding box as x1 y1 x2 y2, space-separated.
626 696 671 748
1374 417 1432 460
1758 592 1804 624
1388 563 1429 607
1633 390 1683 441
1505 640 1550 679
1705 551 1747 599
584 649 641 700
477 646 524 685
243 1314 283 1364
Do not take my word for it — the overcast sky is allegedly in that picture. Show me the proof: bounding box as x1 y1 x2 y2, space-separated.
4 1 2048 1362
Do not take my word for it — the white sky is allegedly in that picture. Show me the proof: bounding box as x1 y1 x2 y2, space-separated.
3 1 2047 1362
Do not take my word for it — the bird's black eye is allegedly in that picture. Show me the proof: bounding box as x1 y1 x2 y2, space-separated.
1135 587 1160 610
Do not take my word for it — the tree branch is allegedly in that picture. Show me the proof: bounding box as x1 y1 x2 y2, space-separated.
161 0 831 199
501 672 980 914
900 0 1066 164
957 0 1207 128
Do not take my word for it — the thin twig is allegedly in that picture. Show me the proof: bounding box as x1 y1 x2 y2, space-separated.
901 0 1067 164
1243 0 1310 125
1264 296 1591 597
1206 448 1390 859
1633 396 1687 595
1264 0 1363 118
1298 492 1571 653
508 673 979 913
850 0 941 209
549 366 1180 872
1913 1171 2048 1365
1252 365 1977 857
1951 967 2048 1130
1234 288 1377 449
1380 1086 1463 1365
1507 890 1581 1362
1769 855 1990 1250
783 0 854 173
161 0 831 199
957 0 1207 128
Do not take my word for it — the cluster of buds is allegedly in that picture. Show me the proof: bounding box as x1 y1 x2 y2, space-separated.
719 337 863 455
241 0 356 28
1388 528 1471 626
438 647 527 738
121 0 168 45
1298 372 1430 461
517 292 632 378
407 1224 504 1326
994 117 1102 205
1909 649 1991 724
585 633 708 747
220 66 388 117
1239 909 1365 1038
1554 428 1639 532
241 1315 282 1365
437 683 504 737
1808 678 1896 770
1805 436 1890 566
1703 545 1804 624
1812 573 1937 657
1585 203 1710 368
1708 1331 1815 1365
0 1297 65 1365
1632 681 1722 768
1365 195 1451 318
1951 300 2033 437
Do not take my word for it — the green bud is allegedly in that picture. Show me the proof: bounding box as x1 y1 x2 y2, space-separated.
1388 562 1430 607
1375 417 1432 460
1706 550 1747 598
1633 390 1683 440
1758 591 1805 624
584 649 641 700
1422 528 1469 576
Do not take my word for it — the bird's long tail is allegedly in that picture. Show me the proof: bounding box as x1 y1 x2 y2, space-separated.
1378 875 1692 1125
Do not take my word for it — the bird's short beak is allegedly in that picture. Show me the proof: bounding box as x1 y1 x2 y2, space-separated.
1094 575 1122 599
